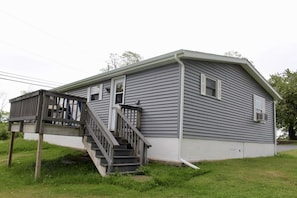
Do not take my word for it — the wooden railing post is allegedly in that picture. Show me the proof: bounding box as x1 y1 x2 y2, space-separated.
7 132 15 167
136 110 141 130
35 90 44 133
34 133 43 180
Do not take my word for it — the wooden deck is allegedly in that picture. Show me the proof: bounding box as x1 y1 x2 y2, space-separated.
8 89 87 136
7 89 151 179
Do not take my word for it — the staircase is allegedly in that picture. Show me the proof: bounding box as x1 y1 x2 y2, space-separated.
83 135 141 175
8 90 151 177
83 103 151 176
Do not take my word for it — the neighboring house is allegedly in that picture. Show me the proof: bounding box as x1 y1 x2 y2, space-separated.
49 49 281 163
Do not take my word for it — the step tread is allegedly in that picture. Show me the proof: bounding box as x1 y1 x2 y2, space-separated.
101 162 140 166
113 148 133 151
96 155 138 159
109 171 140 175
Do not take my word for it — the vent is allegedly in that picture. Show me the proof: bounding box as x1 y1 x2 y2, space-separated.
256 113 268 123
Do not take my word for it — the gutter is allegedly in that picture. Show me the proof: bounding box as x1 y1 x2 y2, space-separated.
174 53 200 170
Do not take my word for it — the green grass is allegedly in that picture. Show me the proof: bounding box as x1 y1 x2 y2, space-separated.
1 138 297 197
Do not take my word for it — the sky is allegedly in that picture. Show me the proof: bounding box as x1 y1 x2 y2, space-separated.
0 0 296 111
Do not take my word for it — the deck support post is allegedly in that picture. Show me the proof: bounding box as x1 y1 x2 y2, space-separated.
34 133 43 180
7 132 15 167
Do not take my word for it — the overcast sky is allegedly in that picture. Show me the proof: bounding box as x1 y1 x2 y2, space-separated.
0 0 296 111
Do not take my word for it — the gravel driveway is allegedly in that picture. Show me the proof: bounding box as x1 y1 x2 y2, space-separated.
277 145 297 152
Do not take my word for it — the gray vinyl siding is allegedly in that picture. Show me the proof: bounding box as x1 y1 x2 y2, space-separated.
67 81 111 126
124 64 180 138
183 60 274 143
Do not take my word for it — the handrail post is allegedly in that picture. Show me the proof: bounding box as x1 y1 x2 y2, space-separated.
136 110 141 130
7 132 15 167
35 90 44 133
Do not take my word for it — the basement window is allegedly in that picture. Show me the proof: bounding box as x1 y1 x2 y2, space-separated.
87 84 103 102
201 73 221 100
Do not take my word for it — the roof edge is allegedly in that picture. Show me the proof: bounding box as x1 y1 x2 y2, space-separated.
53 49 281 100
52 50 184 92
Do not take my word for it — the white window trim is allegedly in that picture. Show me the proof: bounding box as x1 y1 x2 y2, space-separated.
253 94 266 122
87 83 103 102
201 73 221 100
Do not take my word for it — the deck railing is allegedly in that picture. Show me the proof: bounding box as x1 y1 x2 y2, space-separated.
9 91 41 122
9 90 87 133
120 105 142 130
114 107 151 164
85 103 119 173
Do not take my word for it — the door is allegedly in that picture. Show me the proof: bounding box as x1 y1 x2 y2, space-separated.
109 77 125 131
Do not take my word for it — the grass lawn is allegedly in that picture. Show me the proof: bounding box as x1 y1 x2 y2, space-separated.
1 138 297 198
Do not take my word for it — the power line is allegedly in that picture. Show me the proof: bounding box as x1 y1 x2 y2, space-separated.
0 73 59 87
0 70 62 85
0 8 74 48
0 77 54 88
0 77 55 88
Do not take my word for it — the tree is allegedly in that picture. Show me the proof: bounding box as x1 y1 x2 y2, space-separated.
224 51 254 65
0 92 8 122
103 51 142 72
224 51 243 58
269 69 297 140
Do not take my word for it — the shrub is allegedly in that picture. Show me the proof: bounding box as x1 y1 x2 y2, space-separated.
0 123 9 140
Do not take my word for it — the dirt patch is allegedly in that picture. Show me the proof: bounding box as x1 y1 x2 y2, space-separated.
260 170 288 179
131 175 152 182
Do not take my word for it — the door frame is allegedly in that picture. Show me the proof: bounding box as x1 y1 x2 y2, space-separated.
108 75 126 131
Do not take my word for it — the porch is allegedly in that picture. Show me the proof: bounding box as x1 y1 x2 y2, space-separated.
9 90 86 136
8 90 151 179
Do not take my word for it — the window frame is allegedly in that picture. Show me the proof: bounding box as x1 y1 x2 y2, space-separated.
201 73 221 100
87 84 103 102
114 80 124 104
253 94 266 122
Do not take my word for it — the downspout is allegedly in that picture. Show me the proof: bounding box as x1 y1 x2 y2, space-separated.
174 53 200 170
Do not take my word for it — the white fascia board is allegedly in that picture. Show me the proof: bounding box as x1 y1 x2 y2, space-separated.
181 50 247 64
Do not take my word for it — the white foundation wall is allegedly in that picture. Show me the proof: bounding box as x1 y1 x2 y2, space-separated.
24 133 85 149
146 137 179 163
181 138 275 162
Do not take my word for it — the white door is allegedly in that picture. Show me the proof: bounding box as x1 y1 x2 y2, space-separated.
109 77 125 131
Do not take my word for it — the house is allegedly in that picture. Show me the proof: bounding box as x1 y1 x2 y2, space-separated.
9 49 281 177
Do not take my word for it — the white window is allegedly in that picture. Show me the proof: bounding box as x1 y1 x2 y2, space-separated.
201 73 221 100
253 94 266 122
87 84 103 102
